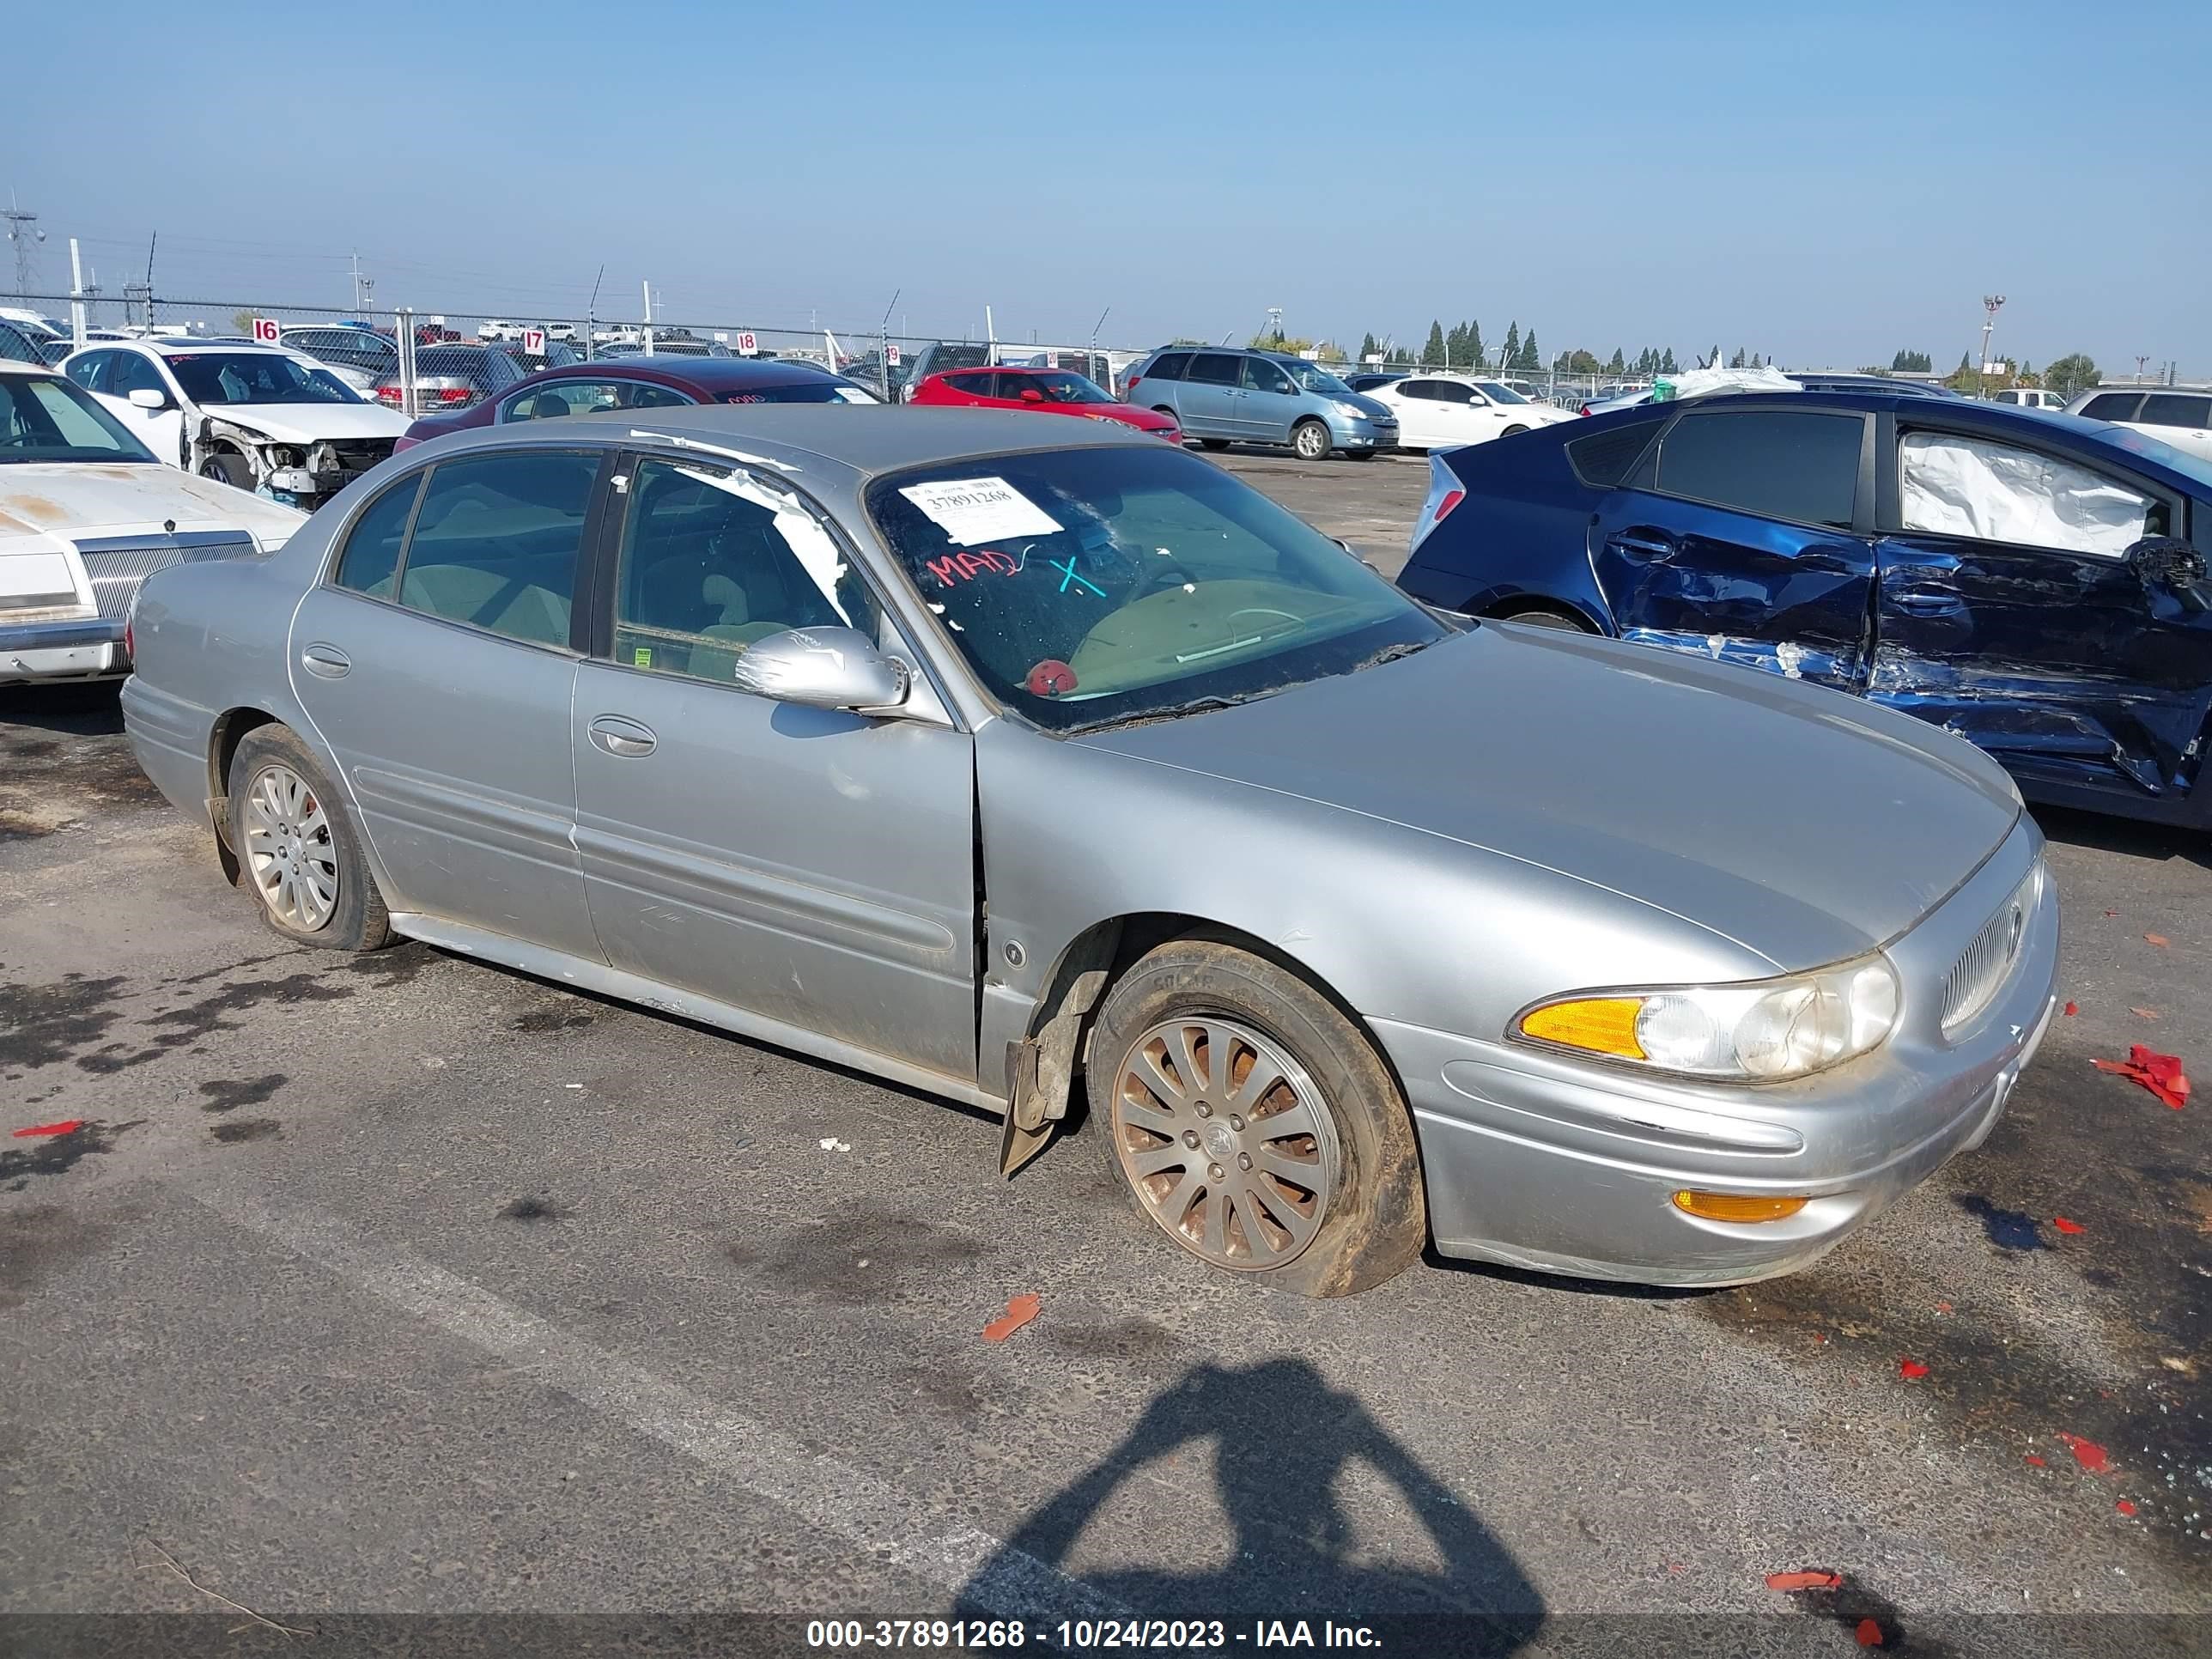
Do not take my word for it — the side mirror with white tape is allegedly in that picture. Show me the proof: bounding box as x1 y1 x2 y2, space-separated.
732 626 910 713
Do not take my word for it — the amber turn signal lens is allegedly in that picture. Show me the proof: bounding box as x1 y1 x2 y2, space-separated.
1672 1191 1809 1224
1519 997 1645 1059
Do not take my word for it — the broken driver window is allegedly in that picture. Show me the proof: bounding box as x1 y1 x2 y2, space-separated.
1899 432 2154 559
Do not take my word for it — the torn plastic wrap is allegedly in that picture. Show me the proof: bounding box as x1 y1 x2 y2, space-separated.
1900 433 2149 558
1650 363 1802 402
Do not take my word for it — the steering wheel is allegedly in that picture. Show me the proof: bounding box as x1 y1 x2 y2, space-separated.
1125 554 1199 602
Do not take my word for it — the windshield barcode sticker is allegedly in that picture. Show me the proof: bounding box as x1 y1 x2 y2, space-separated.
897 477 1061 546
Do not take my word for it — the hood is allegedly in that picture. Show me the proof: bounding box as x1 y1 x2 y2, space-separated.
1074 625 2021 969
198 403 410 445
0 463 308 549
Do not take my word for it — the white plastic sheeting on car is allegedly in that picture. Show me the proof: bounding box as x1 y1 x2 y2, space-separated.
1651 363 1802 402
1899 432 2150 559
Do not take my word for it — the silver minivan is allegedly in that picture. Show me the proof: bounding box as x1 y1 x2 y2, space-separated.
1122 348 1397 460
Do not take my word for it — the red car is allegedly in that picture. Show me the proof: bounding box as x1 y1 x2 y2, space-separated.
908 366 1181 441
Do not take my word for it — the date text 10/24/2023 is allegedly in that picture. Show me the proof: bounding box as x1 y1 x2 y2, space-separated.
805 1619 1383 1649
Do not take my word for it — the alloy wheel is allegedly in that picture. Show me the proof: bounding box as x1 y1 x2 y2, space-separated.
242 763 339 932
1110 1015 1341 1270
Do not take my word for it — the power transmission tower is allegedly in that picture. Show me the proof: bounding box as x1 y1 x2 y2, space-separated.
3 192 45 296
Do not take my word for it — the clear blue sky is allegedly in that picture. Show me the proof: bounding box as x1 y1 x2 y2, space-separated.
14 0 2207 374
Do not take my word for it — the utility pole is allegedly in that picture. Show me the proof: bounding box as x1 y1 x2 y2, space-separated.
586 264 605 361
123 233 156 333
2135 355 2151 385
877 287 900 403
3 192 43 296
642 279 653 356
68 238 87 346
1977 295 2005 394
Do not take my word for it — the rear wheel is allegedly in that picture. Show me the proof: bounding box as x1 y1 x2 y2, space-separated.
1493 604 1595 633
1291 420 1332 461
1346 450 1377 461
198 451 253 489
227 726 392 951
1198 438 1231 452
1089 939 1425 1297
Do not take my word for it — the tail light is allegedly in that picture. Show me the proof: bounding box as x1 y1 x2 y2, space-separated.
434 386 473 405
1432 489 1464 523
123 619 134 659
1124 375 1142 396
374 384 403 408
1408 457 1465 556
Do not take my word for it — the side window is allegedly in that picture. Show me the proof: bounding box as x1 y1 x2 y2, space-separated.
505 380 624 422
1565 415 1667 489
611 458 879 685
2079 392 2142 422
1243 358 1295 395
2137 394 2211 430
1147 353 1190 382
332 472 426 596
1395 380 1437 402
1899 431 2155 559
109 353 169 399
945 372 995 397
395 451 599 647
1655 410 1862 529
1431 381 1477 405
66 351 113 395
1187 353 1241 386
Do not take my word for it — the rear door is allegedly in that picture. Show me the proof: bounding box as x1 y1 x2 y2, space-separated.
2133 392 2212 461
568 452 979 1083
1871 418 2211 804
1176 352 1244 438
288 447 609 958
1589 404 1878 689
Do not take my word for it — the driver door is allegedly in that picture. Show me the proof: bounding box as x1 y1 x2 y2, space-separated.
101 351 186 471
569 452 980 1085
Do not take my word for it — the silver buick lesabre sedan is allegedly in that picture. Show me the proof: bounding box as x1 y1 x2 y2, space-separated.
121 406 2058 1296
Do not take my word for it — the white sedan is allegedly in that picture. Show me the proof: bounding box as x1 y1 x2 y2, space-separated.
1359 374 1574 452
2066 386 2212 461
60 339 409 509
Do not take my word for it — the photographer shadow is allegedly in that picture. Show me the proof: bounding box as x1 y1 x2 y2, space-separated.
959 1357 1544 1652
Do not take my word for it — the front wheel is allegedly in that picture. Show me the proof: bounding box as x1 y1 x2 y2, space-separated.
1088 939 1425 1297
1291 420 1332 461
198 451 254 489
227 726 392 951
1346 450 1377 462
1499 424 1528 438
1198 438 1231 452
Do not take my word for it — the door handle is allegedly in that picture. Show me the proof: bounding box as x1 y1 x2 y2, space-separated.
1889 589 1962 613
300 643 350 678
1605 532 1679 562
587 715 656 757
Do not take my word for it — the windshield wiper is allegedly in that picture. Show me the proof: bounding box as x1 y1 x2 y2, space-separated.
1068 688 1279 734
1354 638 1436 672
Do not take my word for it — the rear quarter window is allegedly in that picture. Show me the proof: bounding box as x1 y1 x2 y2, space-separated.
1565 415 1666 489
1146 353 1190 381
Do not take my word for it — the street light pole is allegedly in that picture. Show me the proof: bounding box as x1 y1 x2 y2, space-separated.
1978 295 2005 394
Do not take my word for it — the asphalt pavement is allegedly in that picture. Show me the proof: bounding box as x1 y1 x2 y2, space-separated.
1 458 2207 1658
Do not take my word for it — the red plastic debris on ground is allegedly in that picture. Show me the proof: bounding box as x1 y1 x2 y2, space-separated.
2103 909 2118 917
981 1292 1042 1343
10 1120 82 1139
2091 1046 2190 1109
2053 1217 2085 1235
2058 1433 2112 1474
2063 1001 2078 1016
1935 1300 1953 1314
1856 1618 1885 1647
1899 1358 1929 1379
2144 933 2170 947
2025 1454 2046 1467
2117 1499 2137 1516
1764 1571 1844 1592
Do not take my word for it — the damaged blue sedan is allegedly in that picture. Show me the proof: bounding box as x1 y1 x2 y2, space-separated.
1396 390 2212 827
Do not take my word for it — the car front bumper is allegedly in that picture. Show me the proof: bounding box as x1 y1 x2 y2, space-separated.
1373 820 2060 1285
1 616 125 682
1328 418 1397 450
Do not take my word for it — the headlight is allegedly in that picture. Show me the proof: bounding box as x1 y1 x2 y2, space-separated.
1514 952 1899 1082
1331 401 1371 419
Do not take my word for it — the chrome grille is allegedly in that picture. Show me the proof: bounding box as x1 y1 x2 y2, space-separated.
76 532 255 620
1940 866 2039 1033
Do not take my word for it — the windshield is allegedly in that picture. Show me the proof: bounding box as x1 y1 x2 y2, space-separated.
167 352 358 405
866 444 1448 732
1475 380 1532 404
1282 361 1352 393
1025 372 1113 404
0 372 157 464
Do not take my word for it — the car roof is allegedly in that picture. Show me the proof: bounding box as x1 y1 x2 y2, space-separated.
519 356 849 392
443 403 1144 481
0 359 63 378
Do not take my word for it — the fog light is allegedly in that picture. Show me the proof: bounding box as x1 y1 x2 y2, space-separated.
1672 1191 1809 1223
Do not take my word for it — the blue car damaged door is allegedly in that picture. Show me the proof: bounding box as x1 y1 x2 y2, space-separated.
1590 404 1877 690
1870 419 2212 809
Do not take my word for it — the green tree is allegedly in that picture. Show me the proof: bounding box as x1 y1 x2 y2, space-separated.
1358 331 1378 362
231 310 257 334
1607 347 1626 375
1659 347 1678 374
2044 353 2099 400
1890 349 1932 374
1728 348 1746 368
1445 323 1467 367
1464 320 1484 369
1500 322 1521 372
1517 330 1540 372
1420 320 1446 368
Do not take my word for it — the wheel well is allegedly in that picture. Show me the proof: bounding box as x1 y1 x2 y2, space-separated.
1481 596 1599 632
209 707 282 805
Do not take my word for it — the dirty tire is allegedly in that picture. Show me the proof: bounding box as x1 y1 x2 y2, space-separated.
227 725 392 952
1346 450 1378 461
1291 419 1332 462
1088 938 1425 1297
198 451 253 489
1198 438 1231 452
1495 605 1594 633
